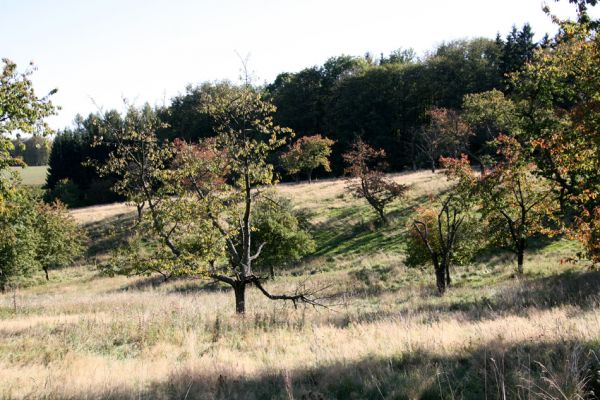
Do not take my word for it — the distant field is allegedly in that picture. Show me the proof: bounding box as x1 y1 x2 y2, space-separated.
9 165 48 186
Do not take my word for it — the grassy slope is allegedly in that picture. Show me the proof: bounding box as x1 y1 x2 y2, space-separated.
0 171 598 399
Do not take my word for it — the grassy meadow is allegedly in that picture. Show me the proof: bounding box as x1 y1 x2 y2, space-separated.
9 166 48 186
1 171 599 399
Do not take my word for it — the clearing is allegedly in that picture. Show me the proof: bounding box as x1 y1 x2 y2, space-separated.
0 171 598 399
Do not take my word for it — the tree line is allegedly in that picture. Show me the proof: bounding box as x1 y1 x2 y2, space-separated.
45 23 539 206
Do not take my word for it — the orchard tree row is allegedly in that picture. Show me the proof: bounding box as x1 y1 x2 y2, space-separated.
1 0 597 312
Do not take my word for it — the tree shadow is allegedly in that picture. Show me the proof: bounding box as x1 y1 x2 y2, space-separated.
412 269 600 322
310 193 433 258
56 339 599 399
83 213 136 258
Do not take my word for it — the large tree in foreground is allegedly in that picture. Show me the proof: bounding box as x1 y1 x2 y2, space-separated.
96 88 324 313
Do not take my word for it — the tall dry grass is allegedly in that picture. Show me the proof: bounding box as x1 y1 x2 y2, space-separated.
0 171 598 399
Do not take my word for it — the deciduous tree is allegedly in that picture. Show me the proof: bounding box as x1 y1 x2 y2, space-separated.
406 193 479 294
280 134 334 183
442 138 555 274
343 139 408 224
96 88 326 314
512 4 600 262
418 107 472 173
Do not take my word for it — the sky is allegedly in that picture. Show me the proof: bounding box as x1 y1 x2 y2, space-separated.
1 0 592 130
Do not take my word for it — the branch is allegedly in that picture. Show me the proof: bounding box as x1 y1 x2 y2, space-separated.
249 241 267 261
209 273 236 287
248 276 333 309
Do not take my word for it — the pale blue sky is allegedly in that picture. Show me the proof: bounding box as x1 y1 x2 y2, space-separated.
1 0 588 130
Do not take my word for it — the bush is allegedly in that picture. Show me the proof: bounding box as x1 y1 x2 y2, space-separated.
251 195 316 278
0 183 86 289
44 178 83 208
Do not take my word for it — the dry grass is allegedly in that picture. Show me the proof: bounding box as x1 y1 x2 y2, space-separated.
1 171 598 399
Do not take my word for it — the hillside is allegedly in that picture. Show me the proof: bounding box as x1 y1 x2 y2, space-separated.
1 171 598 399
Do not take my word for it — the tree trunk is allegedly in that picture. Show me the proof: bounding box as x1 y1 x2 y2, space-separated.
516 240 525 274
136 202 144 221
378 208 388 225
307 170 312 184
431 160 436 173
43 266 49 281
435 266 446 294
269 264 275 280
234 282 246 314
445 263 451 286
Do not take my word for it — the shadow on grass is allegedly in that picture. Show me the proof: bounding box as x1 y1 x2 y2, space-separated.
411 269 600 322
114 275 230 294
58 340 599 400
84 213 136 258
310 194 429 258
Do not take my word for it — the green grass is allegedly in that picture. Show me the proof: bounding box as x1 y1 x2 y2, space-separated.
9 165 48 186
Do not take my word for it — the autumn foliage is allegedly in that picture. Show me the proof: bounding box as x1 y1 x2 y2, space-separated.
343 139 408 224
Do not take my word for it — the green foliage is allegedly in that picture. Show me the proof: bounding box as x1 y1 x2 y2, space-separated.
0 58 82 289
45 112 125 207
251 195 315 277
9 135 51 166
0 180 39 289
280 134 334 181
45 178 84 207
405 200 483 270
157 81 236 142
0 59 56 171
497 23 538 88
510 6 600 261
34 201 86 280
462 89 519 168
0 182 85 289
441 138 557 274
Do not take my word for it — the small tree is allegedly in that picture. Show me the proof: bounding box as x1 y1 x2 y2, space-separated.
280 134 334 183
343 139 408 224
418 107 472 173
441 137 555 274
35 202 86 280
0 188 86 288
407 193 479 294
0 186 39 290
251 195 315 279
